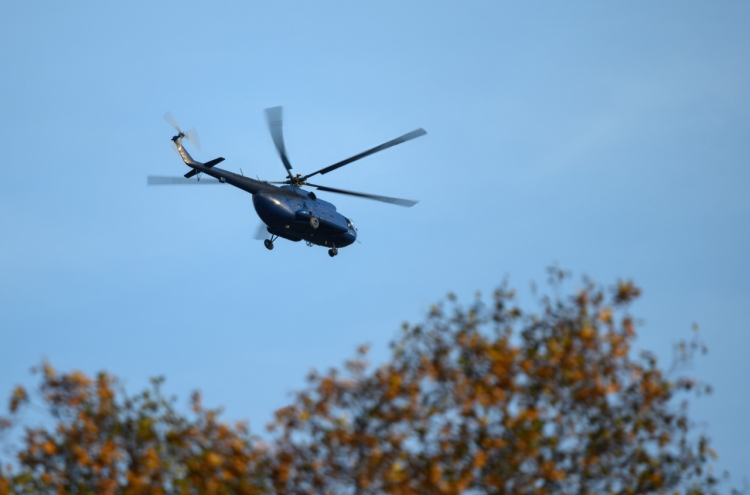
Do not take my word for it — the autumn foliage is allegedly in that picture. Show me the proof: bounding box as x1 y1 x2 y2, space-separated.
1 272 721 494
0 368 265 495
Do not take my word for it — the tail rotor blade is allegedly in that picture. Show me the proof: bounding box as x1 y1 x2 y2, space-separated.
163 111 181 133
265 106 294 178
184 128 201 151
164 112 200 150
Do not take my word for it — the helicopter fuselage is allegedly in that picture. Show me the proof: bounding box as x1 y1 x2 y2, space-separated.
189 160 357 249
253 187 357 247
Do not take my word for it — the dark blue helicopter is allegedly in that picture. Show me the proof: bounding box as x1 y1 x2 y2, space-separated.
148 107 426 257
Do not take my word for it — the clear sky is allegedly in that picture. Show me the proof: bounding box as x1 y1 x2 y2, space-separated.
1 1 748 484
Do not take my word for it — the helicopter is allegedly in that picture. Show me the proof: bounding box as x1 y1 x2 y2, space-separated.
148 107 426 257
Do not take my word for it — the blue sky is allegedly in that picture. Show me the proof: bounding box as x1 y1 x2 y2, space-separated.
1 1 749 483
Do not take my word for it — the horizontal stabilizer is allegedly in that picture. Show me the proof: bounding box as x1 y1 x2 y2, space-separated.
184 157 223 177
203 157 225 168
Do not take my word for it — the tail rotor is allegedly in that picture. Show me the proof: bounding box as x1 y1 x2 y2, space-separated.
164 111 201 151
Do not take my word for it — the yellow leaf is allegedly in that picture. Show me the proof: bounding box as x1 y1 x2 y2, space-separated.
9 386 27 413
598 307 612 324
474 450 488 468
42 441 56 455
206 452 222 468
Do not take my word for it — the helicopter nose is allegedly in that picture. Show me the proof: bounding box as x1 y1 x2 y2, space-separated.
342 224 357 245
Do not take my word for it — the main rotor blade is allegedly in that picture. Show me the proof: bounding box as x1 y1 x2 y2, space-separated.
147 176 221 185
253 223 270 240
265 106 293 178
307 183 418 207
302 128 426 181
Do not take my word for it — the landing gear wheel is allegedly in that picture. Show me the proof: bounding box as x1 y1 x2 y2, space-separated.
328 247 338 257
264 239 274 250
310 217 320 229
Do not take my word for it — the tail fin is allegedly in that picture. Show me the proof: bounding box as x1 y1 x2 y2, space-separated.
173 138 200 167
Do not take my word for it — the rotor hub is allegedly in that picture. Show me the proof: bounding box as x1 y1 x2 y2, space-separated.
290 174 306 187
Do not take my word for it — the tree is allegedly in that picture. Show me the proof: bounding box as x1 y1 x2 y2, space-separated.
0 369 266 494
2 271 723 494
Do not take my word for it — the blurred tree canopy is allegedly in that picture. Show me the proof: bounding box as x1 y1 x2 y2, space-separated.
1 272 723 494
